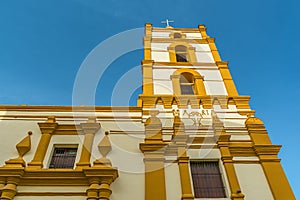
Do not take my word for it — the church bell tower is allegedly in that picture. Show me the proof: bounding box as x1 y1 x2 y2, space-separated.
138 22 295 200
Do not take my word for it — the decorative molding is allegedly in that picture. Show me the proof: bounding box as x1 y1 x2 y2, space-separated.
138 94 251 109
152 27 200 32
151 38 209 44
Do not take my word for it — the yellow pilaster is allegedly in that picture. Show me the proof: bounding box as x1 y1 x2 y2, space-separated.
170 74 181 96
216 61 238 96
245 117 296 200
198 24 208 39
213 113 244 200
218 140 245 200
173 116 194 200
27 116 58 169
140 113 167 200
142 60 154 95
188 47 197 63
178 150 194 200
168 46 177 62
207 38 222 62
144 23 152 61
76 117 101 169
145 23 152 37
144 153 166 200
194 75 206 96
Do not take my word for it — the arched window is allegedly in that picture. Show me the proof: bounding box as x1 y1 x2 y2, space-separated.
180 72 194 95
175 45 188 62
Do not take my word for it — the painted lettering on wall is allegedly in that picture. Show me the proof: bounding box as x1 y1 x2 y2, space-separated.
173 109 211 126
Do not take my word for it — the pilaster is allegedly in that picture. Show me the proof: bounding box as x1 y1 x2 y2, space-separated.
142 60 154 95
28 116 58 169
216 61 239 96
140 111 167 200
245 117 296 200
213 113 245 200
76 117 101 170
173 116 194 200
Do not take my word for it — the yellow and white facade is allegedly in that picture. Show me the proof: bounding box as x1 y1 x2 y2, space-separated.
0 23 295 200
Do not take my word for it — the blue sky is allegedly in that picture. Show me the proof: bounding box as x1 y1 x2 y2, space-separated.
0 0 299 197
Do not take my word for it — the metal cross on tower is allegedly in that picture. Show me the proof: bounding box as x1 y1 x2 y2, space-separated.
161 19 174 27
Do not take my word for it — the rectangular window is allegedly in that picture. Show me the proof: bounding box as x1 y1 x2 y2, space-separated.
190 161 226 198
49 147 77 169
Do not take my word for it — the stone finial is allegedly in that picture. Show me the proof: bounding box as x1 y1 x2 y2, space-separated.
16 131 32 158
93 131 112 167
98 131 112 158
3 131 32 167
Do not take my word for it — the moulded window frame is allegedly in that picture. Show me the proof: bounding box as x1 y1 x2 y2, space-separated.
168 43 197 63
189 159 230 200
47 144 79 169
170 69 207 96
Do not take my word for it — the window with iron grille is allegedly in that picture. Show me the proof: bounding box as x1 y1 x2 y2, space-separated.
49 147 77 169
190 161 226 198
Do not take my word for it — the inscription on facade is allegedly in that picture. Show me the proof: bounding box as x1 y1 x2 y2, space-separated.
173 109 211 126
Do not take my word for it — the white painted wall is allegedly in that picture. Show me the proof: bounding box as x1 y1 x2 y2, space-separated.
187 149 221 160
191 44 210 51
151 51 170 62
234 164 274 200
100 121 144 134
197 70 223 81
0 120 41 166
185 32 202 39
152 31 171 38
196 52 215 63
111 171 145 200
152 31 203 39
165 163 182 200
151 43 171 51
153 81 173 94
204 81 228 95
153 68 176 80
91 134 145 174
